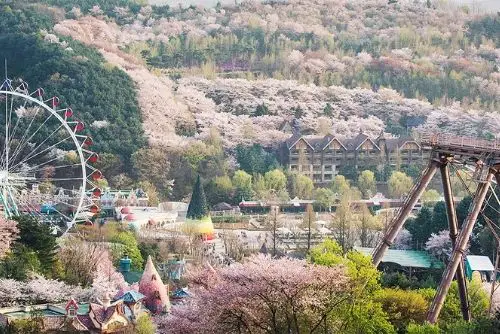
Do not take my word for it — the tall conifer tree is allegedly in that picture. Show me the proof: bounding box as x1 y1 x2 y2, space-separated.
186 175 208 219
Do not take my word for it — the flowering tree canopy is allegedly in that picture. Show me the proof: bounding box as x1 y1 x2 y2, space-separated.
91 249 128 300
0 217 18 258
157 255 351 333
425 230 453 262
0 276 90 307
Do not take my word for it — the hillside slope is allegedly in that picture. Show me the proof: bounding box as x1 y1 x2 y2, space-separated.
53 10 499 149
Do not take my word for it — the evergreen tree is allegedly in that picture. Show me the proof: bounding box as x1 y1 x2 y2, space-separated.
323 103 333 117
253 103 269 117
431 201 449 233
13 215 58 275
186 175 209 219
406 207 433 249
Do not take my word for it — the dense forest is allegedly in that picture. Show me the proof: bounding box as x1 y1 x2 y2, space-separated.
0 2 146 167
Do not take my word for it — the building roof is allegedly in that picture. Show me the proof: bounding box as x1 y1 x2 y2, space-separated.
139 256 171 314
76 315 94 330
117 290 146 304
89 303 115 324
213 202 233 211
385 138 421 152
285 133 388 152
321 135 347 150
466 255 494 271
355 247 444 268
285 133 302 149
344 133 369 150
172 289 190 298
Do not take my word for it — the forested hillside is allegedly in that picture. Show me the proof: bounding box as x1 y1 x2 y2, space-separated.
1 0 499 199
0 2 146 166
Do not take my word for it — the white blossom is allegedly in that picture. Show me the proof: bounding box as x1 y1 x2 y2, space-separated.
425 230 453 261
0 277 90 307
91 120 110 129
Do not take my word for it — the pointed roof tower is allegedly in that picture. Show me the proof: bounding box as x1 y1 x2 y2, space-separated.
138 256 171 314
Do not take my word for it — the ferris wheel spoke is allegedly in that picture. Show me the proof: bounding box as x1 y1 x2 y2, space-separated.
10 135 72 171
9 123 64 168
39 177 85 182
5 105 43 166
7 109 51 167
11 156 64 175
14 161 83 176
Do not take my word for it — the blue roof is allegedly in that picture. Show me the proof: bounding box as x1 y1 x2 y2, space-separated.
172 289 190 298
355 247 444 269
118 290 145 303
466 255 494 271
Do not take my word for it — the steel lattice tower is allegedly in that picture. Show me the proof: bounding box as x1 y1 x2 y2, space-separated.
372 133 500 323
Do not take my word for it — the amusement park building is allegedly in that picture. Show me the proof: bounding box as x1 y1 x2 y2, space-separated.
0 256 172 332
280 132 431 183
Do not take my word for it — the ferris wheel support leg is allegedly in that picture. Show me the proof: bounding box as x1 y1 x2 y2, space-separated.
440 162 470 321
0 189 11 218
427 171 494 324
372 160 440 266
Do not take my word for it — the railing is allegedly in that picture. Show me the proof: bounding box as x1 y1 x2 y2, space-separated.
421 133 500 151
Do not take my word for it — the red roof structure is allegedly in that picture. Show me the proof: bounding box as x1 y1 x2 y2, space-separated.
120 207 131 214
139 256 171 314
65 299 79 312
124 213 136 221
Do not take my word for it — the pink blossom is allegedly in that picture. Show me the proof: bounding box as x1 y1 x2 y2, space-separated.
156 255 350 333
0 217 18 258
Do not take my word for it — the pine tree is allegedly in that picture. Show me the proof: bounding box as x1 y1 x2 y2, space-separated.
14 215 58 275
186 175 209 219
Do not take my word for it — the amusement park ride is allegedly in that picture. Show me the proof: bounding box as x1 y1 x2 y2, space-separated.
372 133 500 322
0 77 102 233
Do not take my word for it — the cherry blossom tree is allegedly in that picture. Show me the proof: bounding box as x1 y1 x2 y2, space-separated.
0 217 18 258
156 255 351 333
0 276 90 307
53 11 500 151
393 228 412 250
425 230 453 262
91 250 128 300
58 238 108 287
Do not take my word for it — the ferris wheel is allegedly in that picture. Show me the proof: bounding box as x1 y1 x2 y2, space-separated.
0 77 102 233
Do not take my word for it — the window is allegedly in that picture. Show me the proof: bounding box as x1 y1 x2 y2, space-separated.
68 307 76 317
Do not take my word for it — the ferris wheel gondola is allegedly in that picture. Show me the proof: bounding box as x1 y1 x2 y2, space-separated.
0 78 102 233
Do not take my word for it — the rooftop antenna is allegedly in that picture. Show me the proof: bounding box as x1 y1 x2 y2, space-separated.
4 58 7 80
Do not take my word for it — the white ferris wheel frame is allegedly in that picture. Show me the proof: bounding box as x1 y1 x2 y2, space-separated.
1 89 88 227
